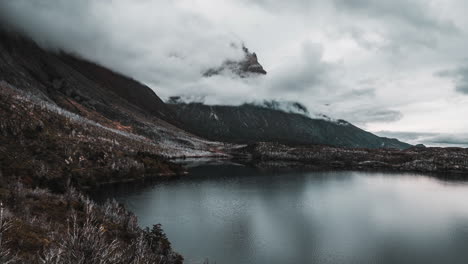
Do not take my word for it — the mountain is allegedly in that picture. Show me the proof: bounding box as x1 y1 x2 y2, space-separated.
0 25 412 187
0 28 227 190
204 46 267 77
0 29 223 154
168 102 412 149
0 30 174 123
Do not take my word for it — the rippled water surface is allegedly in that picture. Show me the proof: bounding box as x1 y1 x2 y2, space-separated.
96 166 468 264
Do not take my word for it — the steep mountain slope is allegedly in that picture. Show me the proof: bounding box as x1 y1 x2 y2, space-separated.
59 54 178 122
0 28 223 161
0 30 174 122
168 103 411 149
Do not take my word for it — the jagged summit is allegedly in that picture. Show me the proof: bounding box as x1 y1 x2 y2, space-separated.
239 46 267 75
204 46 267 77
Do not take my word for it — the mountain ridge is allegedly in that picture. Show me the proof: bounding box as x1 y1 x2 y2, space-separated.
168 102 412 149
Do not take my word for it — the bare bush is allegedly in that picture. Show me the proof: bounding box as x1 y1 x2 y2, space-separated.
41 209 124 264
0 202 18 264
102 199 138 233
119 232 165 264
39 197 182 264
1 181 182 264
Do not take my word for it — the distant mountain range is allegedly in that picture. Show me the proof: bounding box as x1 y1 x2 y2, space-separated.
167 102 411 149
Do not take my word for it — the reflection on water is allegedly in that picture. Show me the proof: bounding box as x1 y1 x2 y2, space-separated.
94 166 468 264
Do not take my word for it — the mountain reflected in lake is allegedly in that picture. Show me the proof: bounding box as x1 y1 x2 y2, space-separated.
95 166 468 264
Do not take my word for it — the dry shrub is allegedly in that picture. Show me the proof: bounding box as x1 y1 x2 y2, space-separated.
1 184 182 264
0 202 18 264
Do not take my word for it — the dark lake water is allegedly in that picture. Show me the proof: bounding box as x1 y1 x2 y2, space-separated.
95 165 468 264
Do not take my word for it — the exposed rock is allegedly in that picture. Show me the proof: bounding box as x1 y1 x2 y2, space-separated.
239 46 267 75
204 46 267 77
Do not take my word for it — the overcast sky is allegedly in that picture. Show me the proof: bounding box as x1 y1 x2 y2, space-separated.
1 0 467 146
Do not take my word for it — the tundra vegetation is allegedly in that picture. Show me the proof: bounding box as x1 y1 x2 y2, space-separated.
0 182 183 264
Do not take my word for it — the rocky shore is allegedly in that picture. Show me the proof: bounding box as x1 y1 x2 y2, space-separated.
234 142 468 175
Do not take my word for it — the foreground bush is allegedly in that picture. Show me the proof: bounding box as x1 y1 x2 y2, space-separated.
0 184 183 264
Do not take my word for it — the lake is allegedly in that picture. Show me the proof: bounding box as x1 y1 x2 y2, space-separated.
94 165 468 264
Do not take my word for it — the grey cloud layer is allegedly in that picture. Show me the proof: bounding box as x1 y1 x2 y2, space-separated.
269 42 330 93
0 0 245 91
437 64 468 94
333 0 457 33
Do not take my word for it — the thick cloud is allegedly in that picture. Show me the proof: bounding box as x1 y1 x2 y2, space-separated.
1 0 468 146
330 0 460 55
344 109 403 125
333 0 457 33
0 0 245 93
437 64 468 94
268 42 331 93
242 0 317 14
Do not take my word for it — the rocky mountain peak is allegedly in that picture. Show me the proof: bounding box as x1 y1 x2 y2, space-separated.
240 46 267 75
204 45 267 77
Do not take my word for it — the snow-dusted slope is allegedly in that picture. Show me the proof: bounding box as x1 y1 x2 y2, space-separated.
0 29 225 159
